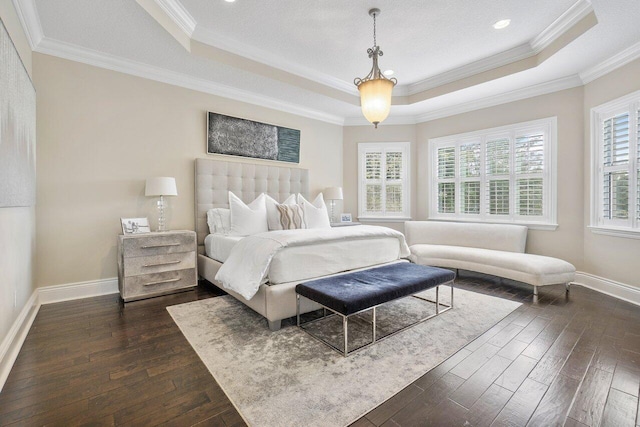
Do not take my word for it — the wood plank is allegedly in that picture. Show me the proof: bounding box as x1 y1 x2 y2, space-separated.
449 342 501 380
560 348 595 381
450 355 512 408
527 374 580 427
528 325 584 385
567 366 614 426
600 388 637 427
491 378 548 426
364 384 423 426
612 364 640 397
463 384 512 427
494 354 537 392
497 338 529 361
389 373 464 426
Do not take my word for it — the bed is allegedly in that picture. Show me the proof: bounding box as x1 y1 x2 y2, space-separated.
195 158 409 330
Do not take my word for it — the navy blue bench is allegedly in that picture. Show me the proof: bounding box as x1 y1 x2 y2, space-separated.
296 262 455 356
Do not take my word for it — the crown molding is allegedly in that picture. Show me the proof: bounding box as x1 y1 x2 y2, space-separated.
530 0 594 53
579 40 640 84
405 44 534 96
11 0 43 50
34 37 345 125
153 0 196 37
192 26 358 96
414 75 583 123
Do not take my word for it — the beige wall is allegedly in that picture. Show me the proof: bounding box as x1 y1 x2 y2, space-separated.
343 124 417 232
34 53 343 287
582 58 640 287
0 0 36 353
344 87 585 269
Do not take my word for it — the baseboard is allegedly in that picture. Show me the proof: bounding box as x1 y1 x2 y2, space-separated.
0 290 39 392
574 271 640 306
37 277 118 305
0 277 118 392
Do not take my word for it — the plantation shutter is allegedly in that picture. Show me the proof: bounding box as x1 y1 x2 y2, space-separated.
364 152 382 213
486 138 510 215
359 142 409 219
460 143 481 214
602 113 630 220
385 151 403 212
515 133 545 216
437 147 455 213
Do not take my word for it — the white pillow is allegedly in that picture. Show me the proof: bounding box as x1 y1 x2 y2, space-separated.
206 208 231 235
228 192 268 236
298 193 331 229
265 194 297 230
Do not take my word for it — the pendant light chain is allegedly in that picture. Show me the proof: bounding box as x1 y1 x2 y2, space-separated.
373 11 377 48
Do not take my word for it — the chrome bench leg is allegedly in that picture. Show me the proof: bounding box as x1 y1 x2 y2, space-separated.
372 306 377 343
436 286 440 315
343 316 349 356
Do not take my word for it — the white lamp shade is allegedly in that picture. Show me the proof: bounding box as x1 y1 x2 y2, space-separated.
358 78 394 126
324 187 343 200
145 177 178 196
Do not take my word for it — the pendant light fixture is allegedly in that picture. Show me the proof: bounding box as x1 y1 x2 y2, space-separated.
354 8 397 128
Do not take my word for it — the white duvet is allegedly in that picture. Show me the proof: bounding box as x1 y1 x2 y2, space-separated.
215 225 411 300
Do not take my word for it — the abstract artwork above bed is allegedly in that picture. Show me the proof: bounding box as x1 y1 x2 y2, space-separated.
0 18 36 208
207 112 300 163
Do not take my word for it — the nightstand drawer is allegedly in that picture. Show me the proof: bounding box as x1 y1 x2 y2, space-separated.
123 232 195 257
123 251 195 276
122 268 197 301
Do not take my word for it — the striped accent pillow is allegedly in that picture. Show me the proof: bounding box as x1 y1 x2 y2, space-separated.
276 204 306 230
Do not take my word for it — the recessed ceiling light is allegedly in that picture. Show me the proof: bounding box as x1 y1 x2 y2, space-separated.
224 0 235 2
493 19 511 30
383 70 395 76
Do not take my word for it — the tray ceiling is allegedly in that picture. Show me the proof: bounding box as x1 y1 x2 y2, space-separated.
16 0 640 124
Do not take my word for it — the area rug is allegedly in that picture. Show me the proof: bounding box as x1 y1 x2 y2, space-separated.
167 287 520 427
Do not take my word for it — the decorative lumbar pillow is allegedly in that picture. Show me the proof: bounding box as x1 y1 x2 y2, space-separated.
298 193 331 229
228 192 268 236
265 194 297 230
206 208 231 235
276 204 306 230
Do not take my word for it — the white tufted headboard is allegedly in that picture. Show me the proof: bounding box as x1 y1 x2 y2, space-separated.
194 158 310 253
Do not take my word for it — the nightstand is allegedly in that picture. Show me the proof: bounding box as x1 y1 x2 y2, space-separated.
117 230 197 302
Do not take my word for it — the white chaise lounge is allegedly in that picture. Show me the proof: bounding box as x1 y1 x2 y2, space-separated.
404 221 576 296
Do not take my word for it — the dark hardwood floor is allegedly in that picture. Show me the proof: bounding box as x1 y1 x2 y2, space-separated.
1 274 639 426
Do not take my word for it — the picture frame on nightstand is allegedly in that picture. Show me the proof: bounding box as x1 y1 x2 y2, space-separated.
121 217 151 234
340 213 352 223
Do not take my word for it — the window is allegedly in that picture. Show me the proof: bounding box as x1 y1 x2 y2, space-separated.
358 142 411 221
428 118 557 229
590 90 640 238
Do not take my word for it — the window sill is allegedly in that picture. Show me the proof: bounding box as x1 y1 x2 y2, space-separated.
427 217 558 231
588 226 640 240
358 216 412 223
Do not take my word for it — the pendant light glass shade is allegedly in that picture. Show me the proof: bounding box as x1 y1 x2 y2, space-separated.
358 78 395 128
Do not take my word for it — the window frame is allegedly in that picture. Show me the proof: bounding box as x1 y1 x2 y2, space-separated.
357 142 411 222
427 117 558 230
589 90 640 239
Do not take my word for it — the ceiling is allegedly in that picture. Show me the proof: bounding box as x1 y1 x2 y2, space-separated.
14 0 640 125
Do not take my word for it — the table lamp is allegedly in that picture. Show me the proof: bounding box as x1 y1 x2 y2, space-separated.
145 177 177 232
324 187 343 223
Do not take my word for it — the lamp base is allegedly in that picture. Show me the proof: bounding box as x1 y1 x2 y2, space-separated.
157 196 166 232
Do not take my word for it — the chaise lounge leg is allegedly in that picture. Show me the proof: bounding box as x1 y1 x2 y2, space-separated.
268 320 281 331
565 282 571 293
533 286 538 296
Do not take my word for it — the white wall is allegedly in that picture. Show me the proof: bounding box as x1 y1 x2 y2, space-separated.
583 58 640 287
0 0 36 354
33 53 343 287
